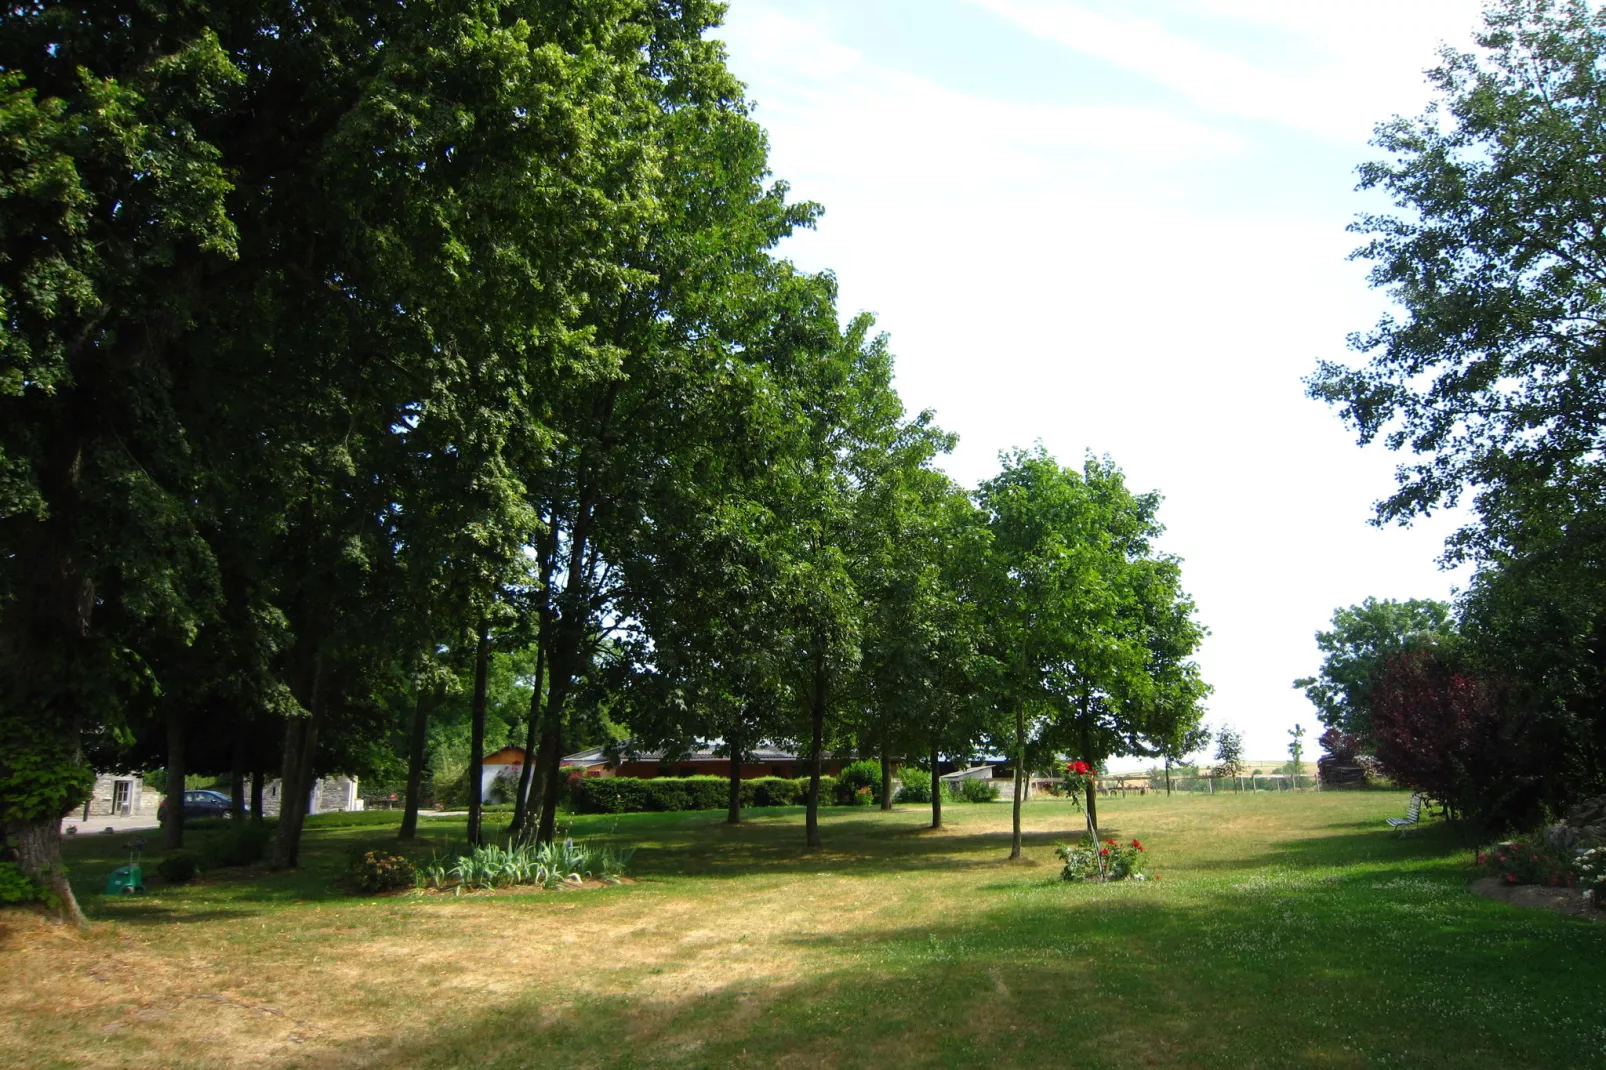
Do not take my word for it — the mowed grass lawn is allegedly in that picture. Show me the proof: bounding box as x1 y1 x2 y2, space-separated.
4 790 1604 1069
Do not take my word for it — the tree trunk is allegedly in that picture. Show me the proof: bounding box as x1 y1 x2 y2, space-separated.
535 716 564 845
466 618 491 846
1164 756 1173 796
1080 721 1098 835
879 735 894 812
510 641 546 838
805 646 826 849
526 720 557 845
929 745 942 830
271 655 325 869
270 720 306 867
1009 703 1024 860
162 708 187 851
250 769 264 824
229 726 246 821
726 726 743 825
398 687 431 841
5 816 83 924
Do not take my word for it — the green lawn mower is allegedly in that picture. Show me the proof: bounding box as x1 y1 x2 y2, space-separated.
105 837 146 895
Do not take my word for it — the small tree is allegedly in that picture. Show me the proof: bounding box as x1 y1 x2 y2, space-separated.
1214 724 1244 781
1288 724 1306 788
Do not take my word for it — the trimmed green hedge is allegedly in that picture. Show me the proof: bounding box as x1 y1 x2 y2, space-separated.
574 775 840 814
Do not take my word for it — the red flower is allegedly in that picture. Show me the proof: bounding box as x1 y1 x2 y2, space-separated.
1475 853 1487 865
1068 760 1093 776
1505 873 1518 883
1099 848 1109 856
1105 839 1117 846
1131 839 1144 851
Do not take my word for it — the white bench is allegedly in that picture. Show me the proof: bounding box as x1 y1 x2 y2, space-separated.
1386 793 1424 837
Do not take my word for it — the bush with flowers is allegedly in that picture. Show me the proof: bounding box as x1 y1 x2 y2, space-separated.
1062 759 1096 800
1057 835 1148 882
1577 846 1606 910
344 849 417 894
1476 835 1578 889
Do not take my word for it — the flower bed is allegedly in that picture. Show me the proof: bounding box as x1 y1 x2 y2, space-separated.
1058 836 1147 882
1477 836 1578 889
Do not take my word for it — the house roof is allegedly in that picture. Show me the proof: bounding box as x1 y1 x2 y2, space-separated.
483 746 528 766
563 742 833 765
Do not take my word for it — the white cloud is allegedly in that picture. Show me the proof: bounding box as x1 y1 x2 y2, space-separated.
736 5 1242 201
966 0 1486 141
718 1 1480 761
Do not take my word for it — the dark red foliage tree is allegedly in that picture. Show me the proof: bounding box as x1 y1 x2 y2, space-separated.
1370 648 1510 821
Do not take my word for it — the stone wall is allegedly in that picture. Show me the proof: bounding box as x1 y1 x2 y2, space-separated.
259 775 361 816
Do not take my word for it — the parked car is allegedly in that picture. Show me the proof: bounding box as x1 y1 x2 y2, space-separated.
157 789 237 823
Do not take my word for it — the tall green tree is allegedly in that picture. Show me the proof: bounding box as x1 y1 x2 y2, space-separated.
849 415 959 812
1293 598 1456 745
515 1 826 846
0 10 239 920
975 449 1203 850
1310 0 1606 547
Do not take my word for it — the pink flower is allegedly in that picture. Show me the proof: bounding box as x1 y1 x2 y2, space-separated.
1505 873 1518 883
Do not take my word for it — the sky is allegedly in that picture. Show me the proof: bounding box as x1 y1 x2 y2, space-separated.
713 0 1492 765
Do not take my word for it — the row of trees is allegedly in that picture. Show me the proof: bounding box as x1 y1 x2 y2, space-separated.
0 1 1209 921
1303 0 1606 828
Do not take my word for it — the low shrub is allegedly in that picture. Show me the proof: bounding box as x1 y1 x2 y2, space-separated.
206 822 272 867
835 760 883 805
743 777 804 807
1058 836 1148 882
895 768 932 803
0 862 43 905
1477 836 1579 888
956 778 1001 803
345 849 417 894
157 851 201 884
575 775 837 814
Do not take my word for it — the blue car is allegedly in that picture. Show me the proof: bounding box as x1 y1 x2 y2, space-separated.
157 788 237 823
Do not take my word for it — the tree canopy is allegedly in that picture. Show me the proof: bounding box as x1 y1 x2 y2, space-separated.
0 0 1210 920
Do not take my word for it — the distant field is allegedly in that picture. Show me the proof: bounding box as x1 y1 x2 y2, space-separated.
3 791 1602 1069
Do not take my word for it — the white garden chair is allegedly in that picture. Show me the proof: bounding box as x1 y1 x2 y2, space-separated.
1386 793 1424 837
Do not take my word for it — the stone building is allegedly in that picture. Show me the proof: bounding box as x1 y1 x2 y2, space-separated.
259 775 361 816
79 773 159 818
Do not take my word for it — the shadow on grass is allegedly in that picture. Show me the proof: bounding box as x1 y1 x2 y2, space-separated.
302 860 1606 1070
1182 820 1469 874
92 904 262 924
570 807 1133 882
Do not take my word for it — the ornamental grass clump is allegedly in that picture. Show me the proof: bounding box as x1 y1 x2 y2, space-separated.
1057 836 1148 882
420 838 633 893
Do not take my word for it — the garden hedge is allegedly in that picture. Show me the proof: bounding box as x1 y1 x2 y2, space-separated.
574 775 839 814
